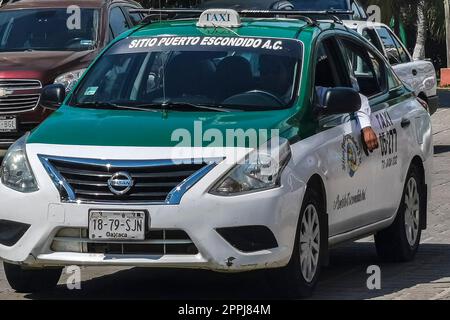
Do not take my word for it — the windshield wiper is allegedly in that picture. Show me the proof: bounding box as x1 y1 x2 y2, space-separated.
75 101 239 113
76 102 159 112
134 102 238 113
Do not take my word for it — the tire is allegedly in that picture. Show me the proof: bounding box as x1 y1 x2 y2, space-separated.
375 165 423 262
266 188 324 298
3 262 62 293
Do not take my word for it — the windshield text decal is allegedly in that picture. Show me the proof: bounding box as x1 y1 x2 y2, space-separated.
129 36 284 51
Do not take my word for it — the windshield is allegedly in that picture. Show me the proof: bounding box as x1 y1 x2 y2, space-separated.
0 9 99 52
290 0 347 10
69 36 303 111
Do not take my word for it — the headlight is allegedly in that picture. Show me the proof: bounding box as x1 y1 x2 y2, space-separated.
54 69 86 93
0 134 38 193
210 137 291 196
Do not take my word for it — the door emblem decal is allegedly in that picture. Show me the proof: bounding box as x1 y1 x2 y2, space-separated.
341 134 362 178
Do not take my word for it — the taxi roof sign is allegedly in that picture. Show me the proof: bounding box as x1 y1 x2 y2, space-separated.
197 9 241 28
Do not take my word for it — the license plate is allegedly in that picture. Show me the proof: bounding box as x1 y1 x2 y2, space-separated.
88 210 146 240
0 116 17 132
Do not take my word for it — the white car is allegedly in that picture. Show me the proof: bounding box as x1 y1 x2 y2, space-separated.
344 20 439 115
0 9 433 297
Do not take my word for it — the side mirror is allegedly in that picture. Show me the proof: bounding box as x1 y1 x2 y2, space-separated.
40 84 66 110
321 88 362 116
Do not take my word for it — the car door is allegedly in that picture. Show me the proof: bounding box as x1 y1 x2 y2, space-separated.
313 35 377 237
339 35 407 222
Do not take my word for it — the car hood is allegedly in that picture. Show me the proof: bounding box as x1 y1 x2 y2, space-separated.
0 50 96 81
27 105 299 148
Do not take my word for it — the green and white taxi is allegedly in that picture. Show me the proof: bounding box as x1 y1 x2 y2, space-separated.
0 9 433 297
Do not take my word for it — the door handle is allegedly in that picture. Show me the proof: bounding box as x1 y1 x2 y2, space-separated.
401 118 411 128
412 69 418 76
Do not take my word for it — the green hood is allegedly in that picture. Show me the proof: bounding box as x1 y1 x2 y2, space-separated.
28 105 300 148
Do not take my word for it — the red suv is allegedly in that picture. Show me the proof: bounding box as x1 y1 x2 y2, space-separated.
0 0 143 155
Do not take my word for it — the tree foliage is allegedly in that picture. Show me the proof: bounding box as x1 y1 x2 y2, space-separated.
361 0 446 69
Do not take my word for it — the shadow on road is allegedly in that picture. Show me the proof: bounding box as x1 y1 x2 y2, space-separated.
438 90 450 108
434 145 450 155
24 242 450 300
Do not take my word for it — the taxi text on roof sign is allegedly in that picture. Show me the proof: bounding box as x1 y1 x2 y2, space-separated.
197 9 242 28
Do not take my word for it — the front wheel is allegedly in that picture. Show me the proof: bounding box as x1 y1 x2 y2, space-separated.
3 262 62 293
375 165 423 262
266 189 324 298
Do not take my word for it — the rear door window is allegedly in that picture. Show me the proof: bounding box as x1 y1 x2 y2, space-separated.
375 27 402 65
361 28 383 53
109 7 129 38
124 7 144 26
387 29 411 63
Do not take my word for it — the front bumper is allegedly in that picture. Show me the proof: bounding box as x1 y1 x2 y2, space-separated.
0 146 305 272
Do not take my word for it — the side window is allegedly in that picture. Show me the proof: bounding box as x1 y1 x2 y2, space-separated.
389 30 411 63
362 29 372 43
315 38 353 126
109 7 129 38
351 2 362 20
124 7 144 26
314 39 350 89
340 38 386 97
375 27 402 65
362 28 383 52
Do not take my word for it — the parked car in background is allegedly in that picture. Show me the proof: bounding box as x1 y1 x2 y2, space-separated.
344 21 439 115
0 0 143 156
198 0 367 20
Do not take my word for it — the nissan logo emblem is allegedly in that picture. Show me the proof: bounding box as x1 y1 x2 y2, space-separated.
107 172 134 195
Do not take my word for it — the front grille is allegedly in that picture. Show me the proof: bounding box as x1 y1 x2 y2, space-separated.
0 79 42 90
0 94 40 113
51 228 199 255
39 155 218 203
0 79 42 113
